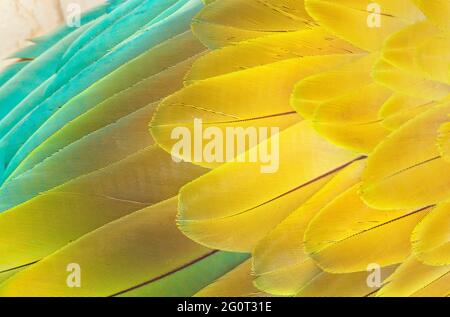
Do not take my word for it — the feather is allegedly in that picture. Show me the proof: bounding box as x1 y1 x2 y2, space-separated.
186 27 362 82
313 123 390 154
305 184 430 273
0 102 155 212
0 26 88 124
412 203 450 266
312 83 392 153
0 0 204 183
118 251 247 297
291 53 373 119
192 0 315 48
0 35 205 211
380 94 436 130
1 0 449 297
438 120 450 162
151 55 358 167
413 0 450 32
381 22 438 75
415 34 450 86
382 21 450 85
291 53 392 152
8 31 204 178
0 265 28 286
304 0 424 52
0 146 206 272
0 197 247 296
0 0 143 131
176 122 358 252
377 256 450 297
362 102 450 210
254 257 322 296
253 159 365 295
380 94 434 119
296 265 398 297
0 3 110 87
372 58 450 101
195 260 271 297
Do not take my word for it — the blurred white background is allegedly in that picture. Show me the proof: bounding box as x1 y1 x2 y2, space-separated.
0 0 105 71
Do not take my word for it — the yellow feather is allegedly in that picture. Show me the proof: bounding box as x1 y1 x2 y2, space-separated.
253 159 365 295
254 258 322 296
380 93 436 130
412 203 450 266
382 21 450 85
0 266 26 285
291 53 373 119
312 83 392 152
382 21 439 75
177 122 358 252
186 27 362 82
296 265 398 297
362 102 450 210
313 122 390 153
414 0 450 32
151 55 357 168
415 34 450 85
380 93 432 119
378 256 450 297
305 184 430 273
438 120 450 162
0 198 211 296
195 260 271 297
305 0 424 52
373 58 450 100
193 0 314 48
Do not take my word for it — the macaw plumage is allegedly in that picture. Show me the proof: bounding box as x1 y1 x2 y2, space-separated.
0 0 448 297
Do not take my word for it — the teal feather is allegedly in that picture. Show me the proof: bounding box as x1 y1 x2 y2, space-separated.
0 0 203 184
0 0 142 136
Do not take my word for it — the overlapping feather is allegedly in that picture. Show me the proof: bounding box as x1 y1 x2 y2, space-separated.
1 0 449 297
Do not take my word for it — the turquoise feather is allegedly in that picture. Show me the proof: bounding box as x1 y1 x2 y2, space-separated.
0 0 203 184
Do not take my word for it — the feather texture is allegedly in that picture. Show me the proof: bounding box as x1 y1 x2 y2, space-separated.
1 0 450 297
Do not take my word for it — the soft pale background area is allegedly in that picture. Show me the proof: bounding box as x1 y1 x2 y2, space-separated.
0 0 105 71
